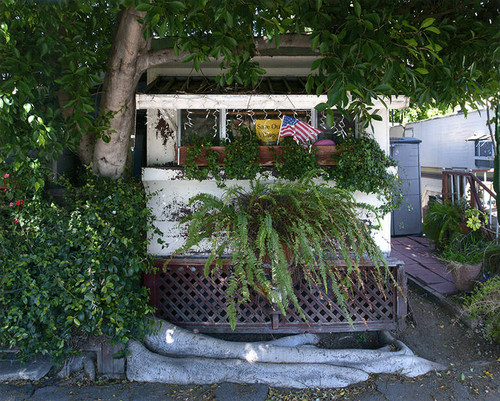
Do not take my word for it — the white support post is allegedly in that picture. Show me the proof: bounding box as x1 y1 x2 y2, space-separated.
219 108 227 141
311 109 318 128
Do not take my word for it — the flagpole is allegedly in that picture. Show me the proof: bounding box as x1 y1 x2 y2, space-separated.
277 118 284 145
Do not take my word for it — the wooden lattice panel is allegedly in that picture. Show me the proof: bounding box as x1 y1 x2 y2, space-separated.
143 258 406 333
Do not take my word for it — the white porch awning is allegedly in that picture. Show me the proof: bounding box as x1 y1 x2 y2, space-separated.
136 93 409 110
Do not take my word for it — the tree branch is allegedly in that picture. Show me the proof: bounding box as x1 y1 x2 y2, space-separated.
137 48 189 77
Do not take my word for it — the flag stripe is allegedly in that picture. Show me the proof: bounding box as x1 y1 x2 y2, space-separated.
279 115 322 143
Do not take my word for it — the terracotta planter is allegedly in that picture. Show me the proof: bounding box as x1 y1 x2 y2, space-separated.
447 261 482 291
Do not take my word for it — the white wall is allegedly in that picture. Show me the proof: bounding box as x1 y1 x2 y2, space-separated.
143 169 392 257
405 110 492 170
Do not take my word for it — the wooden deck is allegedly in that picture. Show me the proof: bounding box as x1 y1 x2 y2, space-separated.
391 236 457 295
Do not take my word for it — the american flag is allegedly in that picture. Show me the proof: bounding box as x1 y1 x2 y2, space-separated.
279 115 322 143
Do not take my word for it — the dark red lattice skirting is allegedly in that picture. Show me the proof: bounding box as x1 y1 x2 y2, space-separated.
143 258 407 334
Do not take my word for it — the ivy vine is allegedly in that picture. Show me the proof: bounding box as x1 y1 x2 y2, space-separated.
328 136 403 214
183 134 401 213
273 137 318 181
184 139 221 181
224 129 260 180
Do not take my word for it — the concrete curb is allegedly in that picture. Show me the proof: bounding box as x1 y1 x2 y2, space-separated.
407 276 477 329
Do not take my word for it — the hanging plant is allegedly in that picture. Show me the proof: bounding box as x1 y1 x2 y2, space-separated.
177 173 394 329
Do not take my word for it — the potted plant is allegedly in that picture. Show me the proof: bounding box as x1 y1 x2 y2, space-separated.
442 233 488 291
176 173 395 329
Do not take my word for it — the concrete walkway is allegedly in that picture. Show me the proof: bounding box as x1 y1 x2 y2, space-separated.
1 372 499 401
391 236 457 295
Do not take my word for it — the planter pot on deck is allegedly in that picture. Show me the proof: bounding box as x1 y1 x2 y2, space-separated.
446 261 482 291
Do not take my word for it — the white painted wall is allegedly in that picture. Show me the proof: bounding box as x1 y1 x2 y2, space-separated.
143 168 392 257
405 110 493 170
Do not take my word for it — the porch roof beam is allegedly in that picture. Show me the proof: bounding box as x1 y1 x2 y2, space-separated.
136 94 409 110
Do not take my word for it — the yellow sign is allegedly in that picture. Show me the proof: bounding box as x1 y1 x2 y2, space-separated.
255 119 281 143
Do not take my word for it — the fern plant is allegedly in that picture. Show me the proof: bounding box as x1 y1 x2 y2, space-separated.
177 173 395 329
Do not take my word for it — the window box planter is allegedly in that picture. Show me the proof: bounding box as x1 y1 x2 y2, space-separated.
176 145 340 166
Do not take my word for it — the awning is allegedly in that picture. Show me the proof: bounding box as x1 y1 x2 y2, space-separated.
465 133 491 142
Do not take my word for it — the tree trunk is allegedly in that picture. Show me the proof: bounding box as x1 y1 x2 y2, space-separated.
141 319 445 378
127 341 369 388
92 7 148 178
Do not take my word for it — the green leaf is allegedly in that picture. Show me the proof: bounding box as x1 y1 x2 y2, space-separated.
193 56 201 71
311 58 322 71
169 1 186 12
374 84 392 93
314 102 329 111
425 26 441 35
134 2 152 12
225 11 233 28
354 1 361 18
415 67 429 75
420 17 435 29
310 33 320 51
326 109 335 127
404 38 418 47
305 75 314 93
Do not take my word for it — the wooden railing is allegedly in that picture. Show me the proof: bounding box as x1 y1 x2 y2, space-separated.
442 169 498 238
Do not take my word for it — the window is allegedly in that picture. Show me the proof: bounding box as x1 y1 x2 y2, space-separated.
177 108 354 146
474 140 494 169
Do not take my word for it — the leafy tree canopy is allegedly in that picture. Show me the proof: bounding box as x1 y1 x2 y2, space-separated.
1 0 499 177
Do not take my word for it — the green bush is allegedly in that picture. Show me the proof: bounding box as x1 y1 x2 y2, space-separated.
440 233 489 265
327 136 402 214
0 167 161 363
423 199 466 250
273 137 318 181
465 275 500 342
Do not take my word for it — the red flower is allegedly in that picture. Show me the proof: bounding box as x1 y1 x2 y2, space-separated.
16 200 24 206
13 218 18 224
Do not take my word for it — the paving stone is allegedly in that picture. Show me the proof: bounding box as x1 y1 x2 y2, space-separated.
0 384 34 401
413 271 446 285
0 358 52 382
376 379 475 401
212 382 268 401
349 389 385 401
22 383 210 401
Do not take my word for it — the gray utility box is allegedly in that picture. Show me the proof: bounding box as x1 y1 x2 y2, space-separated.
390 137 422 236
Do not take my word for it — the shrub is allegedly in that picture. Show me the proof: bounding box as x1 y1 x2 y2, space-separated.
465 275 500 342
273 137 318 181
423 199 466 250
327 136 402 214
0 168 161 363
